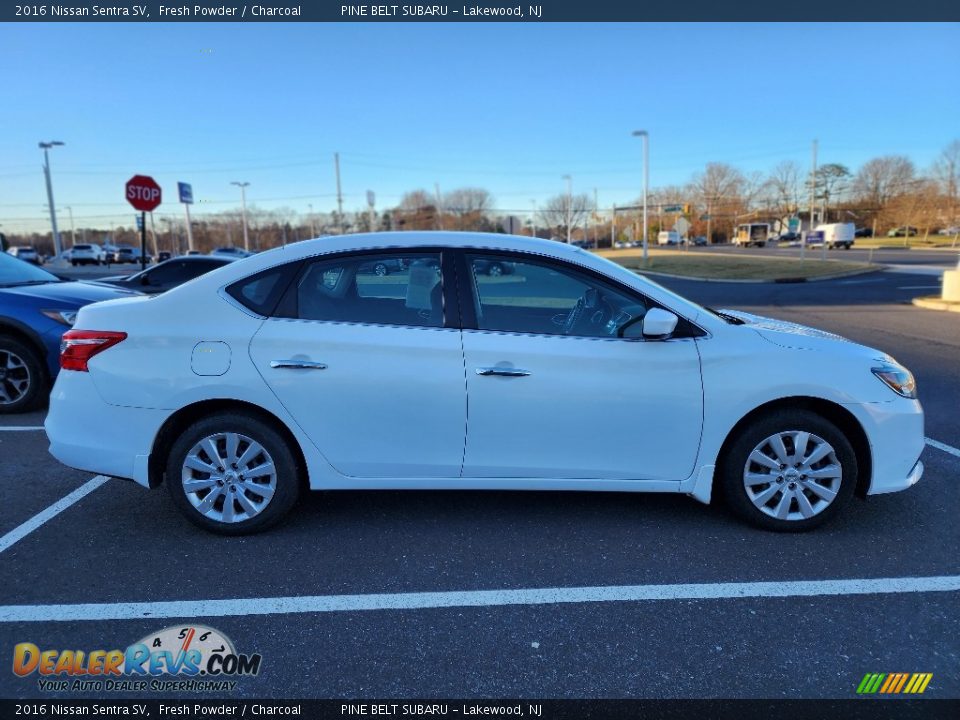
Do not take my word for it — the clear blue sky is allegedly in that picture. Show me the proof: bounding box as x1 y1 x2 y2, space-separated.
1 22 958 232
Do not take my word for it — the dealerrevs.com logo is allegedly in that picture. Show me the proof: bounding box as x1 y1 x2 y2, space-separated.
13 625 262 693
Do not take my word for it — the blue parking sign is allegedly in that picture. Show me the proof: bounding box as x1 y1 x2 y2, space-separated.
178 182 194 204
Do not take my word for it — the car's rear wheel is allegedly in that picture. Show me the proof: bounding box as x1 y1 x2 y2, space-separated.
718 410 857 532
487 262 504 277
0 337 45 414
166 412 300 535
374 262 389 276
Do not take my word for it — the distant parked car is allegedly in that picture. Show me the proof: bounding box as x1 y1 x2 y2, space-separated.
937 226 960 236
157 251 172 263
0 251 137 413
97 255 236 294
115 246 152 264
854 227 874 238
69 244 105 266
7 247 41 265
691 236 708 246
472 258 514 277
887 226 919 237
210 247 253 259
775 232 801 244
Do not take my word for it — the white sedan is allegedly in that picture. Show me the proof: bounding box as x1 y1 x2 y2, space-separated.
45 232 924 534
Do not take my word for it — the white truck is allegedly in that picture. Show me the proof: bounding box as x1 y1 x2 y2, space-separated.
812 223 855 250
732 223 770 247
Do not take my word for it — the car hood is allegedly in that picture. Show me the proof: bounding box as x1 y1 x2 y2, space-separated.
0 281 139 306
717 308 892 355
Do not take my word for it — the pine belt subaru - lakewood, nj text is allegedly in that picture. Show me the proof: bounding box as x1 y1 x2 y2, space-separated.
45 232 924 534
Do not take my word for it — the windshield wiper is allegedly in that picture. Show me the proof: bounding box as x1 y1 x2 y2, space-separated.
0 280 57 288
705 307 745 325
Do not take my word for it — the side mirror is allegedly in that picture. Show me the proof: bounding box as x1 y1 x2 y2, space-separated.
140 274 151 286
641 308 679 339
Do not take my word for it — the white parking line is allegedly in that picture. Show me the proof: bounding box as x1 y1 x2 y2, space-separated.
0 426 44 432
1 575 958 623
926 437 960 459
0 475 109 555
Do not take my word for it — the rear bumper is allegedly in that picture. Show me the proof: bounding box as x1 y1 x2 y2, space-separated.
45 370 167 488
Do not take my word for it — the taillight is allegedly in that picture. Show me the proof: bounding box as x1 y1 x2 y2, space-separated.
60 330 127 372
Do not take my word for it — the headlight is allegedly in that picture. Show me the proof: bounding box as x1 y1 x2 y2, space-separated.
872 362 917 399
41 309 78 326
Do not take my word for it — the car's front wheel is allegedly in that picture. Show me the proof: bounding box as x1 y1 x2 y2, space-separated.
718 410 857 532
166 412 300 535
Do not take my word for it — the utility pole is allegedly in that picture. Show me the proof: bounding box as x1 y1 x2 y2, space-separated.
611 204 616 248
632 130 649 262
39 141 65 260
531 199 537 239
804 139 817 262
334 152 344 234
64 206 76 247
434 183 443 230
148 212 159 258
231 181 250 251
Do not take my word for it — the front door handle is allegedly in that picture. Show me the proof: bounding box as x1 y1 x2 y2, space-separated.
270 360 328 370
475 367 531 377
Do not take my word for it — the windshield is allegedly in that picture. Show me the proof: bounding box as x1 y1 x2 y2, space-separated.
0 252 59 287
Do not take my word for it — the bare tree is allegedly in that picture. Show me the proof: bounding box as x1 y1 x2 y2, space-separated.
396 190 437 230
815 163 852 221
932 140 960 224
689 163 748 242
444 187 493 230
852 156 916 208
539 193 591 240
764 160 803 219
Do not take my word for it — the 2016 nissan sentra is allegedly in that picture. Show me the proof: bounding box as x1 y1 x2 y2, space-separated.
45 232 924 534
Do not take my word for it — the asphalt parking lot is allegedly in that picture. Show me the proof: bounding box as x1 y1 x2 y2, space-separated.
1 264 958 700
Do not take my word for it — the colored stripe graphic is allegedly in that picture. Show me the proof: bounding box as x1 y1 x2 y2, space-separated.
857 672 932 694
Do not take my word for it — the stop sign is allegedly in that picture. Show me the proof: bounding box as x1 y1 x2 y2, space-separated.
125 175 162 212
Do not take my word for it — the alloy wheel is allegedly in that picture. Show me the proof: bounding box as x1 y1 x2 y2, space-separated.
742 430 842 521
0 349 31 406
181 432 278 523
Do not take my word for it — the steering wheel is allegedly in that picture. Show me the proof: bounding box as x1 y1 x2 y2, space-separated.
562 288 612 335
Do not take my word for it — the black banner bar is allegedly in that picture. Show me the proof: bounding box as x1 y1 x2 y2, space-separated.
3 699 960 719
2 1 959 22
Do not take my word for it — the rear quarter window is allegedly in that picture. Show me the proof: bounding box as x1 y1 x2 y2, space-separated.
226 263 299 316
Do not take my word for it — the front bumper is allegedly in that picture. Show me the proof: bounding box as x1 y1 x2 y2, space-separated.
844 397 925 496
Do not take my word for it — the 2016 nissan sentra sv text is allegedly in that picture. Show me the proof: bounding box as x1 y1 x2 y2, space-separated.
45 232 924 534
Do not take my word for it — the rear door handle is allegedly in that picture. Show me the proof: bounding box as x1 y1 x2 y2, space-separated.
270 360 328 370
475 367 531 377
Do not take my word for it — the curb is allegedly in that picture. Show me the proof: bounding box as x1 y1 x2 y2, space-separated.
912 296 960 313
632 266 884 285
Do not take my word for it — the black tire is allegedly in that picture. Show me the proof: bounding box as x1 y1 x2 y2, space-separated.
166 412 301 535
71 260 77 267
717 409 857 532
374 262 389 276
487 262 504 277
0 336 46 414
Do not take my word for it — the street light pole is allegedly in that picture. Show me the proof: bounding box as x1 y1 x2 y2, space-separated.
632 130 649 263
232 181 250 251
39 141 65 259
562 175 572 243
64 206 76 247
